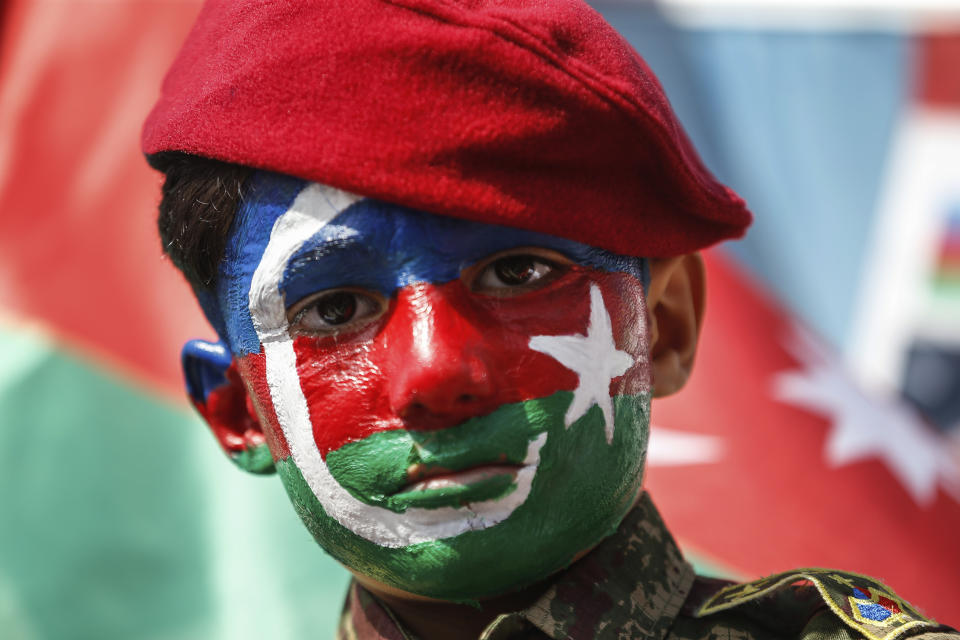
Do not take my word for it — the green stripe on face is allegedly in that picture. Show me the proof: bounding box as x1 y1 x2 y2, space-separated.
277 391 650 601
326 393 568 512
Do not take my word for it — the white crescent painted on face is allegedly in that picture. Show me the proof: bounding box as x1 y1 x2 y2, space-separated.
248 183 547 548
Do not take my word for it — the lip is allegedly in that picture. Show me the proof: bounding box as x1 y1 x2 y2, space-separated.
384 463 524 511
400 464 521 494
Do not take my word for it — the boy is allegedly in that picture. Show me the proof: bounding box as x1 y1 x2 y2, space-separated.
143 1 958 638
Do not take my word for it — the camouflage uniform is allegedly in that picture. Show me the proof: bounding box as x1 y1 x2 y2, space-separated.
337 492 959 640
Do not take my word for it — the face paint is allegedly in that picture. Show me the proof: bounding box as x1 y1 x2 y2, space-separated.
212 171 652 600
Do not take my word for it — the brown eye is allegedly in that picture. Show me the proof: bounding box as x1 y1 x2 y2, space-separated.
472 250 567 295
493 256 537 286
314 291 357 325
288 289 384 334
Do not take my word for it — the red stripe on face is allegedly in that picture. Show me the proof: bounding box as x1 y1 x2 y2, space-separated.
245 267 649 459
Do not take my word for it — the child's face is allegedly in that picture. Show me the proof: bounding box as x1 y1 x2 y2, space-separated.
211 171 654 600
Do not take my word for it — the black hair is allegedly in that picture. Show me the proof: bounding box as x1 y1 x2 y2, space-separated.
149 151 252 291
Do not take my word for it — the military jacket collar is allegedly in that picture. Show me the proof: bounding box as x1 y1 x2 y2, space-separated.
338 491 696 640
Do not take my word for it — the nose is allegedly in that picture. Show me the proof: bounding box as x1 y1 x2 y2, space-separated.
385 285 500 430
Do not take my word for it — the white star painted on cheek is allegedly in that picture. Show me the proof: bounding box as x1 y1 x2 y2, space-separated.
529 283 635 444
774 323 960 506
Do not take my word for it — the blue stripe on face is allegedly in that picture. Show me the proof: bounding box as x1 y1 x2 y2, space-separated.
281 200 648 308
209 171 648 356
209 171 308 355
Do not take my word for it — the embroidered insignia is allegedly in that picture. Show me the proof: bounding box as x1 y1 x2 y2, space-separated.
850 586 907 626
695 569 936 640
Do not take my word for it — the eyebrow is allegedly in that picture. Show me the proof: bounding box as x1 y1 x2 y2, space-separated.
279 235 398 306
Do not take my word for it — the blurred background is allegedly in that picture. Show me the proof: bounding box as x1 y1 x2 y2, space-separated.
1 0 958 637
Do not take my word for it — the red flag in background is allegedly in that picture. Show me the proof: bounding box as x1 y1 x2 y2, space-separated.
0 0 204 399
648 251 960 626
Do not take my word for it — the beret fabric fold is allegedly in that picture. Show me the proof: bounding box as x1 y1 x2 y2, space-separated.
142 0 751 257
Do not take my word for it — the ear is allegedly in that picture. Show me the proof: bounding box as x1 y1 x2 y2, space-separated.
182 339 275 474
646 253 706 398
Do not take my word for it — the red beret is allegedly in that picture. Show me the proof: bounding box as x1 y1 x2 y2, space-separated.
142 0 751 257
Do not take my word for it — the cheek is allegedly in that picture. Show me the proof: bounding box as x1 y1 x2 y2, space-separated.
480 270 651 396
232 344 397 463
604 273 651 396
293 336 399 459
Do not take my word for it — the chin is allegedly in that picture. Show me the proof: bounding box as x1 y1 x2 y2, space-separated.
275 417 646 601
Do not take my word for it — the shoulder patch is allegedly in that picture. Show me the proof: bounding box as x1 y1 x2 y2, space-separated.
695 569 937 640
